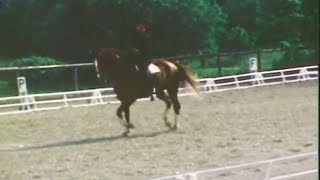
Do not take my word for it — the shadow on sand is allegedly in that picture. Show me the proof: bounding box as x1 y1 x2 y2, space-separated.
2 129 179 152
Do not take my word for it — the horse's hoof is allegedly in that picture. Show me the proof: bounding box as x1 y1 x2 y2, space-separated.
127 123 135 129
165 121 171 129
122 131 130 137
172 125 178 130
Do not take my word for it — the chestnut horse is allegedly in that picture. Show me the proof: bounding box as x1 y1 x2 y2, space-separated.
95 48 199 136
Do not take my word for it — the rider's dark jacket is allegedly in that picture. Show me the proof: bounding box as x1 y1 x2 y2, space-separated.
128 24 151 72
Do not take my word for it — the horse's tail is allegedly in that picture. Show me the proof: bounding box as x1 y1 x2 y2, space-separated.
174 61 200 95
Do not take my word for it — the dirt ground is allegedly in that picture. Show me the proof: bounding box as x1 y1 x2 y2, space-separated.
0 80 318 180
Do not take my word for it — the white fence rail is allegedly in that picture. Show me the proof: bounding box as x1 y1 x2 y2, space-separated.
0 63 94 71
149 152 318 180
0 65 318 116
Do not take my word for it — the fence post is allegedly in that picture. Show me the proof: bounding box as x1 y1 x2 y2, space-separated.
257 50 262 71
234 77 240 87
63 94 69 107
205 79 215 92
74 67 79 90
264 161 273 180
217 54 222 77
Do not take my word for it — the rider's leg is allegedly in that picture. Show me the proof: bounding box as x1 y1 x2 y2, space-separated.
138 61 156 101
148 73 156 101
145 64 159 101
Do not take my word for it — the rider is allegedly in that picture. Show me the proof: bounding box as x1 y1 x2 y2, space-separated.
129 23 156 101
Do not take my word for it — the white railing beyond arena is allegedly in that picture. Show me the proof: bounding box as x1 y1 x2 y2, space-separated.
0 65 318 116
149 151 318 180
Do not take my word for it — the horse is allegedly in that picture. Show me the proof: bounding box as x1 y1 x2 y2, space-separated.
94 48 199 136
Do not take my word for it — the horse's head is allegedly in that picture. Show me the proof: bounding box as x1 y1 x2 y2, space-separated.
95 48 132 81
94 48 117 80
128 48 140 55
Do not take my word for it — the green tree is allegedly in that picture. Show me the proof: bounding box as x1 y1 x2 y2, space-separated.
0 0 318 65
219 0 258 51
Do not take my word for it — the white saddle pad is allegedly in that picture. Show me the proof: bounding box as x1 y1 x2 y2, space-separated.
148 63 161 74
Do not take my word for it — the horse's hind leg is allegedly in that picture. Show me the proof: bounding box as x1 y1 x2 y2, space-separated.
156 89 172 128
168 89 181 130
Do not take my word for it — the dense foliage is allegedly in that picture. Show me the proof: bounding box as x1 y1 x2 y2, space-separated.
0 0 318 62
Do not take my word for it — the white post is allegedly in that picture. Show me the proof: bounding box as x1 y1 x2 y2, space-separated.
249 57 258 73
255 72 264 85
234 77 240 87
264 161 273 180
17 77 27 96
29 96 37 110
249 57 258 85
298 68 308 81
280 71 286 82
90 90 103 104
184 173 199 180
205 79 215 92
17 77 30 110
63 94 69 107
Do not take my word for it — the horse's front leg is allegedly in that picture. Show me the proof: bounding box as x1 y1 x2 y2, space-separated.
116 104 127 127
122 100 136 136
122 106 135 136
116 103 132 135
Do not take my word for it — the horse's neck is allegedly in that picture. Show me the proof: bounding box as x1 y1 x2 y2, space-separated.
108 64 138 82
100 48 140 82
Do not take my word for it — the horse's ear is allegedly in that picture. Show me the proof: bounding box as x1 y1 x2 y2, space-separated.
132 48 140 54
128 48 141 55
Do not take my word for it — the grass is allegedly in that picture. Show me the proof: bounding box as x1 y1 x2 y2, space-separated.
188 53 255 77
0 57 15 68
0 81 15 97
187 51 302 78
261 51 286 70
